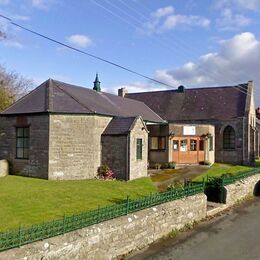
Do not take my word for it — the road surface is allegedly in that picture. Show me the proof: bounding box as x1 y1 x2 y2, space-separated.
128 197 260 260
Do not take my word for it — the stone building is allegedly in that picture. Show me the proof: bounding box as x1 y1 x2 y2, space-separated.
124 81 257 166
0 77 164 180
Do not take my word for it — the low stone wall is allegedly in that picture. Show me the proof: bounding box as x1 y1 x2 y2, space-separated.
225 174 260 206
0 194 207 260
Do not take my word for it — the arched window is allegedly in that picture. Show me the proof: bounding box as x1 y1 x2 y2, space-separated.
223 126 235 150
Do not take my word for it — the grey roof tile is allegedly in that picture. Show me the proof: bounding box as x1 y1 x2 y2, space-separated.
102 117 137 135
126 84 248 121
1 79 165 123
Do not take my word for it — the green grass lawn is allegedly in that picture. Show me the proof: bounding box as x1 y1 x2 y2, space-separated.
0 176 156 232
193 163 253 182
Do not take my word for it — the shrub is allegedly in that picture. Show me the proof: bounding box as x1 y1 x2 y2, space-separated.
168 161 176 169
161 162 169 169
98 165 115 180
167 180 184 190
154 163 161 170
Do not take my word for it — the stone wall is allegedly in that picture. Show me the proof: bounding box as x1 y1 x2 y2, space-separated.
0 115 49 179
215 119 244 165
0 194 207 260
101 135 127 179
49 114 112 180
129 118 148 180
225 173 260 206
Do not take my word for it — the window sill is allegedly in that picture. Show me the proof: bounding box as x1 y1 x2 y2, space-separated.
15 158 29 161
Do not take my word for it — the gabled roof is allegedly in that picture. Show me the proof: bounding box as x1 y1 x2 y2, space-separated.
102 117 138 135
1 79 165 123
126 84 249 122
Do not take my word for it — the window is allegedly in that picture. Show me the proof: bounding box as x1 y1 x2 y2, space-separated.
180 139 188 152
136 138 142 160
199 140 204 151
209 136 214 151
190 139 197 151
173 140 179 151
151 137 166 150
223 126 235 150
16 127 29 159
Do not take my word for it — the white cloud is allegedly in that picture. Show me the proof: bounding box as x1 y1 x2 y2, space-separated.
216 8 251 30
152 6 175 18
3 40 23 48
216 0 260 11
31 0 58 10
143 5 210 34
114 32 260 106
67 34 93 48
115 81 163 94
152 32 260 104
12 15 30 21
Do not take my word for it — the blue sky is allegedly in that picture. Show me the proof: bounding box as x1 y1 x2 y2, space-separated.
0 0 259 105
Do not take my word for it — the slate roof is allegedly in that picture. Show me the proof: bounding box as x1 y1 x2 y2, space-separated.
126 84 248 122
1 79 165 123
102 117 137 135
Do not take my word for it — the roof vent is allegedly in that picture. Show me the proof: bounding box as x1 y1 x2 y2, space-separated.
177 85 185 93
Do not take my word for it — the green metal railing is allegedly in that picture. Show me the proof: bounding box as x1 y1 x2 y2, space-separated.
193 167 260 203
221 168 260 186
0 183 204 252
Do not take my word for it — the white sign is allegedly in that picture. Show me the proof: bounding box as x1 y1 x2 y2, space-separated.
183 126 196 136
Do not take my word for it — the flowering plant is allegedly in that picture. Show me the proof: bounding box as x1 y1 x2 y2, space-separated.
98 165 115 180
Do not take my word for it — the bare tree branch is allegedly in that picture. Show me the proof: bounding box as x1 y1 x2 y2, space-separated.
0 65 34 111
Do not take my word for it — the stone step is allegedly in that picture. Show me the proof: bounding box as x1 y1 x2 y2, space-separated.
207 201 228 217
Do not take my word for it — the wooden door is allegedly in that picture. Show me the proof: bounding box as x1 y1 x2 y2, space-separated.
172 137 205 164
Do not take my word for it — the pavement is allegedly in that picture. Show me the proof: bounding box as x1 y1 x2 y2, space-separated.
150 165 209 191
127 197 260 260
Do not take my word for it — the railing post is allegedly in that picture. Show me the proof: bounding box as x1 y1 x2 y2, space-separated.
220 177 225 203
97 206 100 223
126 196 129 215
63 214 66 234
18 225 22 247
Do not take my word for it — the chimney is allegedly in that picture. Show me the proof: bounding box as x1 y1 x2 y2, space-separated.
118 87 128 97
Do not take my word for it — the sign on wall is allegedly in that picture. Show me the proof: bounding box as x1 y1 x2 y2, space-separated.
183 126 196 136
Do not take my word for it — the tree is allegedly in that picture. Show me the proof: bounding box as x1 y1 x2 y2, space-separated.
0 65 34 112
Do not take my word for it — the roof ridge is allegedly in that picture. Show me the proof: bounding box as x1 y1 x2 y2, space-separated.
52 81 95 113
45 79 53 111
126 83 248 95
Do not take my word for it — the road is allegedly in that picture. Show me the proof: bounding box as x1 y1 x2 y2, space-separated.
127 197 260 260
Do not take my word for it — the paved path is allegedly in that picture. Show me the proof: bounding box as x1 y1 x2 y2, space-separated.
150 165 209 191
127 197 260 260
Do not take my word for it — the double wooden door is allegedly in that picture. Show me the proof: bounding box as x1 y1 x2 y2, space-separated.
172 137 205 164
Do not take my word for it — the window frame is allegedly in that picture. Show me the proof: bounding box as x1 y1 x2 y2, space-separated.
180 139 188 152
136 138 143 160
16 127 30 160
223 126 236 150
190 139 197 151
150 136 166 150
